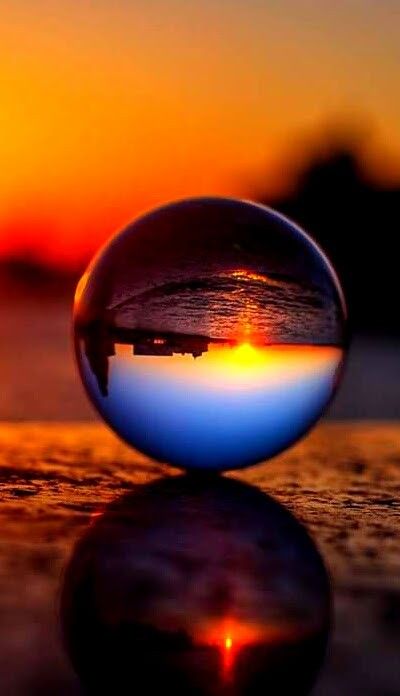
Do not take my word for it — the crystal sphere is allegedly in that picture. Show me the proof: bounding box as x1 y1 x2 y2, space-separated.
73 197 346 470
61 477 331 696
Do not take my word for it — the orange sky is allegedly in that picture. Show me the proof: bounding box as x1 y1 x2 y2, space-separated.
1 1 400 266
114 343 343 393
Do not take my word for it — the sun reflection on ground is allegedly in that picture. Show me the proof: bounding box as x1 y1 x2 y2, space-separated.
225 636 232 650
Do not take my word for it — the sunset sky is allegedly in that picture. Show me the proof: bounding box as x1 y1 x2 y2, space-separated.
1 1 400 266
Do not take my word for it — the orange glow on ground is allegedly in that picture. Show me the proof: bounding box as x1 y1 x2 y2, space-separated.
197 617 320 653
196 618 311 680
200 620 265 648
222 636 235 679
199 621 258 680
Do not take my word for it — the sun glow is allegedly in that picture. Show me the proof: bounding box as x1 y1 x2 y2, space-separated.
114 342 342 392
198 621 263 680
220 341 272 377
229 270 283 286
220 341 285 380
232 342 258 363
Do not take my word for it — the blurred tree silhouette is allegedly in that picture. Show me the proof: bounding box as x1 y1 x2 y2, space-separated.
260 145 400 336
2 138 399 339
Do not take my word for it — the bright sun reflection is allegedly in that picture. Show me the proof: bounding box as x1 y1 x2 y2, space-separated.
230 342 258 365
228 270 283 287
225 636 233 650
222 341 272 377
114 341 342 393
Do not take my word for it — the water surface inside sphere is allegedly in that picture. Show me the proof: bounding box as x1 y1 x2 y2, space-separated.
74 197 346 470
61 477 331 696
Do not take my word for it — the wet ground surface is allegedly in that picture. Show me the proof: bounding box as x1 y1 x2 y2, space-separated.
0 422 399 694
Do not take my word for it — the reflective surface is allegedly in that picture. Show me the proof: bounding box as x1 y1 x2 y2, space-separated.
74 197 347 470
61 476 331 696
0 423 397 695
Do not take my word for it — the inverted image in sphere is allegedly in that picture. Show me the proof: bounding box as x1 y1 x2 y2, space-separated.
73 197 347 470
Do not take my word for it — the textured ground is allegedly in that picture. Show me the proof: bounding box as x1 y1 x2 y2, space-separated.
0 422 399 695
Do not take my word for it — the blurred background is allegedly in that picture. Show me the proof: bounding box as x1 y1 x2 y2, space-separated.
1 0 399 421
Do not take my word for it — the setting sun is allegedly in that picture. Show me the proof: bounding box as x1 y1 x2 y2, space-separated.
225 636 233 650
232 342 258 363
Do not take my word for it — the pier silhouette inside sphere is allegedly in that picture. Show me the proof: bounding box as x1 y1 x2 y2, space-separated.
61 477 331 696
74 197 346 470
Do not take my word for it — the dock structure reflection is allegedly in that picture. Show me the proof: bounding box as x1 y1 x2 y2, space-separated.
61 476 331 696
76 320 236 397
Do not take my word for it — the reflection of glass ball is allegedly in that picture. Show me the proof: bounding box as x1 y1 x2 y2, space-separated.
74 197 347 471
61 477 331 696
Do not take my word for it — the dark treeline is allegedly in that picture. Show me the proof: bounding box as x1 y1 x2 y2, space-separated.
0 254 79 298
260 146 400 336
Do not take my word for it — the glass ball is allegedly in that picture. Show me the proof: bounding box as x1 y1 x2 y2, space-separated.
61 477 331 696
73 197 346 471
